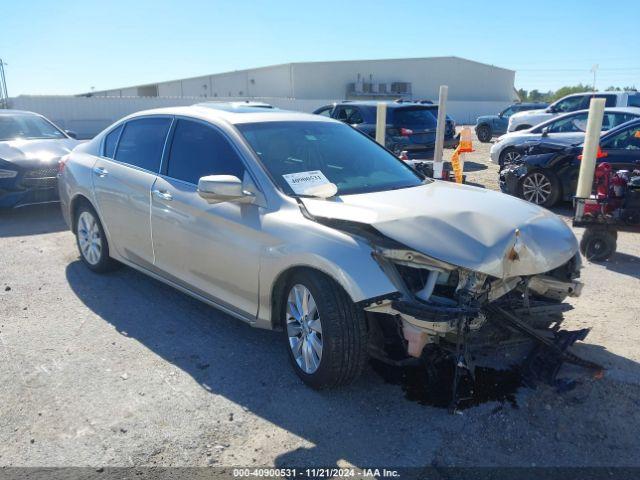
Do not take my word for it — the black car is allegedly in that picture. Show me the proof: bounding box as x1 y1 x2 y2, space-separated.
500 118 640 207
0 110 79 209
313 100 457 159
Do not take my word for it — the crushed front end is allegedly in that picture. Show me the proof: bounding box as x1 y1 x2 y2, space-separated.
364 245 601 408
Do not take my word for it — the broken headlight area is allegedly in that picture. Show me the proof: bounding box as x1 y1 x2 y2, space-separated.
366 248 601 409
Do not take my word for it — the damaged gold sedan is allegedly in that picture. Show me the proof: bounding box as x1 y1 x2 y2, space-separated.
59 104 600 399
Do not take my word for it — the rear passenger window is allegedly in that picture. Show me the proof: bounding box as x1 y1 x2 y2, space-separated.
166 119 244 184
628 94 640 108
114 117 172 172
103 125 123 158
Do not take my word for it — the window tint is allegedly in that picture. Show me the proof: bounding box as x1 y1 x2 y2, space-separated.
553 96 585 113
314 106 333 117
334 106 363 124
103 125 123 158
114 118 171 172
166 119 244 184
602 124 640 150
594 95 617 108
603 113 639 130
546 113 588 133
628 93 640 108
501 107 515 117
393 107 438 128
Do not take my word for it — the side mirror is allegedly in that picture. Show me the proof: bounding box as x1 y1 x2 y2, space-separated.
197 175 255 204
546 106 556 114
541 126 549 137
65 130 78 139
498 112 504 118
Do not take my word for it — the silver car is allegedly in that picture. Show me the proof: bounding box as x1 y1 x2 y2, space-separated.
58 103 585 389
490 107 640 167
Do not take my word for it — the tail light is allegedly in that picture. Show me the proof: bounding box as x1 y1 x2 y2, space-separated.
400 128 413 136
577 146 608 161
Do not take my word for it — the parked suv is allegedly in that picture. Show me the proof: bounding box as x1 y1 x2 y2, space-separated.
475 103 548 143
508 91 640 132
313 101 457 159
59 103 584 389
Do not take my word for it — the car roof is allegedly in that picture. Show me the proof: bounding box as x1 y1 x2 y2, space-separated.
120 103 338 126
514 102 548 107
0 109 42 116
532 107 640 130
334 100 438 109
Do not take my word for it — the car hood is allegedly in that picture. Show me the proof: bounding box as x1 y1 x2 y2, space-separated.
0 138 80 167
301 181 578 279
476 115 498 123
511 109 546 118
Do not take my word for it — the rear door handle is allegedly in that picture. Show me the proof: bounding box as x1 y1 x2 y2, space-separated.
93 166 108 177
152 189 173 201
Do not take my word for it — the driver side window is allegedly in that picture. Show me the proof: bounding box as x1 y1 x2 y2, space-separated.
602 126 640 150
553 96 585 113
547 113 588 133
501 107 515 118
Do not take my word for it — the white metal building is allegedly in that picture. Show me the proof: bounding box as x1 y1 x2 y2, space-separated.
84 57 516 119
7 57 516 138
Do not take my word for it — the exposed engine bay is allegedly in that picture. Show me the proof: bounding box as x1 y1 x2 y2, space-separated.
311 213 603 410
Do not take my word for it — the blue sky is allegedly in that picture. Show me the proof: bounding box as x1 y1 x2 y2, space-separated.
1 0 638 96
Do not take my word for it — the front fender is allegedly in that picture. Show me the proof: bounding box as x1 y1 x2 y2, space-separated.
255 213 397 329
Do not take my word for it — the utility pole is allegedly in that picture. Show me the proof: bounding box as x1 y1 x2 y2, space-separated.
591 64 599 91
0 58 8 108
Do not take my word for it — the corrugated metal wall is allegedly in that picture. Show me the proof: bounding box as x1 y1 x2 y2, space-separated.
8 95 510 138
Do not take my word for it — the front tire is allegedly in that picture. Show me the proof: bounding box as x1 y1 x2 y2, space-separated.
282 270 368 389
476 125 492 143
75 204 119 273
499 147 522 167
520 169 560 207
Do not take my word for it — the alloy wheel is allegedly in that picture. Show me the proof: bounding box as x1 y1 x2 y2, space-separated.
77 211 103 265
286 284 323 374
522 172 552 205
503 150 521 164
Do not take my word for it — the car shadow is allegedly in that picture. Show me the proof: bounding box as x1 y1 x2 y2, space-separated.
0 204 67 237
64 259 640 467
462 161 488 172
590 251 640 280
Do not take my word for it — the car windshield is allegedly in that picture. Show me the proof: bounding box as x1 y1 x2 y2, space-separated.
237 121 425 196
392 107 438 128
0 114 66 141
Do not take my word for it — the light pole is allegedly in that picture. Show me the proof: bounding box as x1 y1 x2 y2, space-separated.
590 64 599 91
0 58 8 108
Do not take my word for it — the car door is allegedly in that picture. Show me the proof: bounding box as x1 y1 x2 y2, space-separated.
600 122 640 172
92 116 172 268
150 118 263 317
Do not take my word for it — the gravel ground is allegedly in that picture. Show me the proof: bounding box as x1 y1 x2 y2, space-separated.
1 133 639 469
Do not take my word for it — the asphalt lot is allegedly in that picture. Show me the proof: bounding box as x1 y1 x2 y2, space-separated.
1 137 640 468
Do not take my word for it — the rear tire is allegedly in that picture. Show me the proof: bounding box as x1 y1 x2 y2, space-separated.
476 125 492 143
580 228 617 261
75 204 119 273
282 270 368 389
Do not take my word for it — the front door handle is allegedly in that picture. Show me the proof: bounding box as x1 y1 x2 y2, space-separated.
93 166 108 177
152 189 173 201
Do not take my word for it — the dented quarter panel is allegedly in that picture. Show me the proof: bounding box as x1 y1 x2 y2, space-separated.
301 181 578 279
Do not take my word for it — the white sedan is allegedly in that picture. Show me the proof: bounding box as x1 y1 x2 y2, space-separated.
490 107 640 167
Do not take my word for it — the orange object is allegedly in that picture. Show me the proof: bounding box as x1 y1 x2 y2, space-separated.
577 145 608 161
458 126 474 153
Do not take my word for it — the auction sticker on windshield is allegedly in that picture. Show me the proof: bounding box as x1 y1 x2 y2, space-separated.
282 170 332 195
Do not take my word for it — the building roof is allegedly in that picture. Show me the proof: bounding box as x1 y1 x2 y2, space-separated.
83 56 514 96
